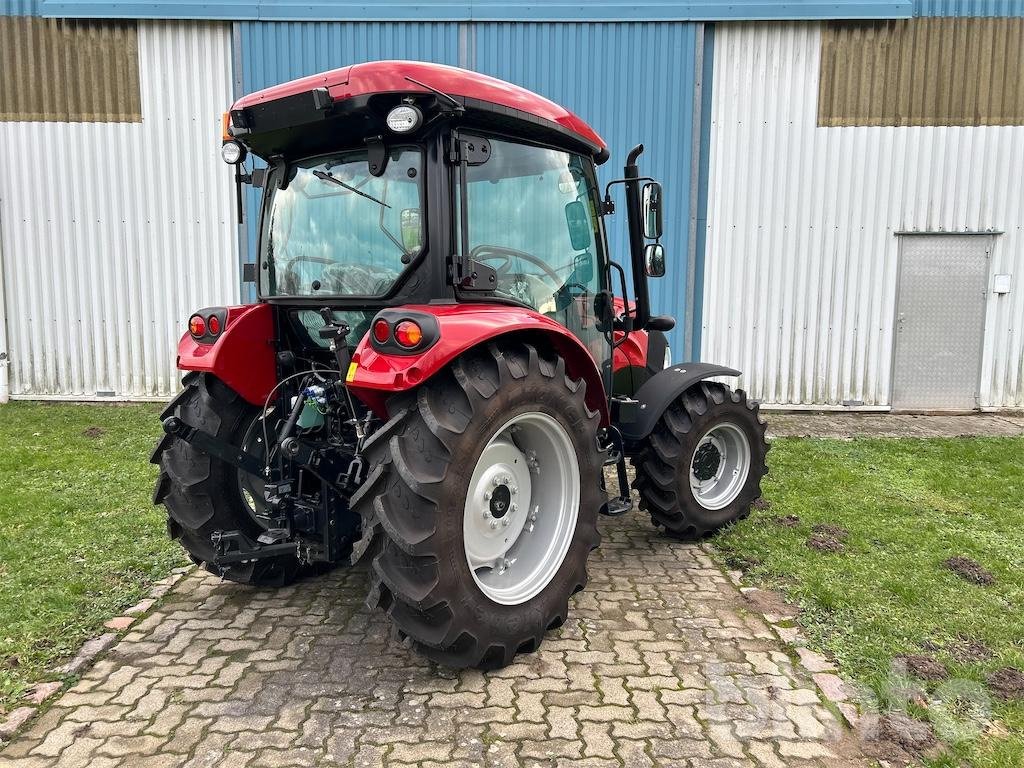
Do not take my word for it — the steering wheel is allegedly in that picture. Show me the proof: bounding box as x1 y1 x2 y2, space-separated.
280 255 333 294
470 244 565 286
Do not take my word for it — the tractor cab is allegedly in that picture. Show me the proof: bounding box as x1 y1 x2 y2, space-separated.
153 61 768 669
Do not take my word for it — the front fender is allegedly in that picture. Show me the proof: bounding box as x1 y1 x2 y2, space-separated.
346 303 609 423
619 362 741 442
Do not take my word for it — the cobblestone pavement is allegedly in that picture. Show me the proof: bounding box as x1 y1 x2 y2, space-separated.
0 509 868 768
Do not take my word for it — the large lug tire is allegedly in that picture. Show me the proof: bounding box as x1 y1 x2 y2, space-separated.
151 372 300 587
632 382 768 539
350 341 603 669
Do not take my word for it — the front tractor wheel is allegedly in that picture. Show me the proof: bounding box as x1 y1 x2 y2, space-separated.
632 382 768 539
350 342 602 669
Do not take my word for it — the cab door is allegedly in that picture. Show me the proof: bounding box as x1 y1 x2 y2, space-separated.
454 134 612 374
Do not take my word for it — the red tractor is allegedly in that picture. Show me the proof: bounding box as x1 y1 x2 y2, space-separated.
152 61 768 668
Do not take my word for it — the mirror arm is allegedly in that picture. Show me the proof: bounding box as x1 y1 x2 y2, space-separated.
623 146 651 331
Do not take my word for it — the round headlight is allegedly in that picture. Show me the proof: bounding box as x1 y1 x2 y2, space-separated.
221 140 245 165
386 105 422 134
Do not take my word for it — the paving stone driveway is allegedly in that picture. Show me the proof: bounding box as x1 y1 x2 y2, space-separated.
1 509 867 768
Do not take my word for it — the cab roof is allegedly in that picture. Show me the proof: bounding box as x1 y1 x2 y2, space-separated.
229 60 608 163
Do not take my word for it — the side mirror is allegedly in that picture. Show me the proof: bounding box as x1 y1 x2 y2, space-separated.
644 243 666 278
564 200 592 251
641 182 663 240
572 250 594 285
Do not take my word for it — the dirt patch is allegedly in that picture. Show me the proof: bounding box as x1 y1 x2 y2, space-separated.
82 426 106 439
752 497 771 511
987 667 1024 701
867 712 938 762
743 588 800 620
807 532 844 553
944 556 995 586
948 636 994 664
773 514 800 528
812 523 849 540
896 654 949 681
2 655 19 669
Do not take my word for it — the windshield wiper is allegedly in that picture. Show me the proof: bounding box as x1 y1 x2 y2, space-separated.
312 170 391 209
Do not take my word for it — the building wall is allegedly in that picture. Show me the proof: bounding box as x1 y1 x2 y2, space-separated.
0 20 236 399
702 21 1024 408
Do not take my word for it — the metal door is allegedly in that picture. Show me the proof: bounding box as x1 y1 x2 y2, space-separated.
892 234 991 410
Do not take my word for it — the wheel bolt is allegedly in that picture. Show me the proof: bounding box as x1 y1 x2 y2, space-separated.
492 476 501 486
510 504 517 513
502 518 509 527
510 486 518 495
490 520 498 529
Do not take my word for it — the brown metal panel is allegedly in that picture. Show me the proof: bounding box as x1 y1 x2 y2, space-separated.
819 17 1024 127
0 16 141 122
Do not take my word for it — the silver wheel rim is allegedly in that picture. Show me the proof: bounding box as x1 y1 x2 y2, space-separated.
463 412 580 606
689 422 751 511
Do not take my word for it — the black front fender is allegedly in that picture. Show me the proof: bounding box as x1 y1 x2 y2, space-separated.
618 362 741 443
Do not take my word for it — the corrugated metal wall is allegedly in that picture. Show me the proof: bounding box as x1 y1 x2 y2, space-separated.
702 21 1024 408
0 20 237 399
915 0 1024 15
237 20 700 358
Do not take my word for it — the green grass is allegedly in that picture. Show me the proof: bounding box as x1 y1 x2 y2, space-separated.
713 437 1024 768
0 402 184 714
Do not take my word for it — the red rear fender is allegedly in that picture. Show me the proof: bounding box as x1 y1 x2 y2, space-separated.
176 304 276 405
347 304 609 423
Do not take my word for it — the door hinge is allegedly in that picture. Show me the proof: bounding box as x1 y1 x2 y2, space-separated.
448 134 491 166
448 254 497 291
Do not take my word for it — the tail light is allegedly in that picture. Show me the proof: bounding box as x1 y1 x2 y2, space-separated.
188 315 206 337
372 319 391 343
188 307 228 342
394 320 423 348
368 311 439 355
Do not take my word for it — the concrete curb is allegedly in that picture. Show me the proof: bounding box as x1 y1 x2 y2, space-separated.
0 564 195 744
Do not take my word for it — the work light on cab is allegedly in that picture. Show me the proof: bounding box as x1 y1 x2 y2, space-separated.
386 104 422 133
221 140 245 164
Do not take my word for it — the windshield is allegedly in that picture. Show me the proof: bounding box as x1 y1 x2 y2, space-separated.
260 148 424 297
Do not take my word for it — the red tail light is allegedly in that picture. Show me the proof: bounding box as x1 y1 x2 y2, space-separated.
372 319 391 343
394 320 423 348
188 315 206 337
207 314 221 335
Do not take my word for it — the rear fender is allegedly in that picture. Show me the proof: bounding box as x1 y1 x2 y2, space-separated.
176 304 276 405
346 304 609 423
618 362 741 443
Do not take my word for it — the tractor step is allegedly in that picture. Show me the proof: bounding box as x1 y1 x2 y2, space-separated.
600 496 632 517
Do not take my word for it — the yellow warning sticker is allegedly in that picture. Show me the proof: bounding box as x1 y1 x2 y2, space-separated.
345 362 358 383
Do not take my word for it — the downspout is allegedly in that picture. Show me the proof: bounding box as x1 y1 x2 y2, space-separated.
0 205 9 403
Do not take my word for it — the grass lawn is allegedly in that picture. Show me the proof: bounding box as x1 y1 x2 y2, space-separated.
713 437 1024 768
0 402 184 715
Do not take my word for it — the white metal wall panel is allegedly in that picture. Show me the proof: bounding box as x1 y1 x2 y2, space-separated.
703 21 1024 408
0 20 236 399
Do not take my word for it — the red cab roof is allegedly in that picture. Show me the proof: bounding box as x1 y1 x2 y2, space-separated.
232 60 606 157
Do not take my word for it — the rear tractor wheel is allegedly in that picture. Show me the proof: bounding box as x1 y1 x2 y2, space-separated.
632 382 768 539
350 341 603 669
151 372 300 587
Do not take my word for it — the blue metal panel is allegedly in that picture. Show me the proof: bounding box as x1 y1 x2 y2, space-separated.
471 21 698 358
40 0 912 21
237 21 462 289
692 23 715 361
914 0 1024 14
0 0 39 14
